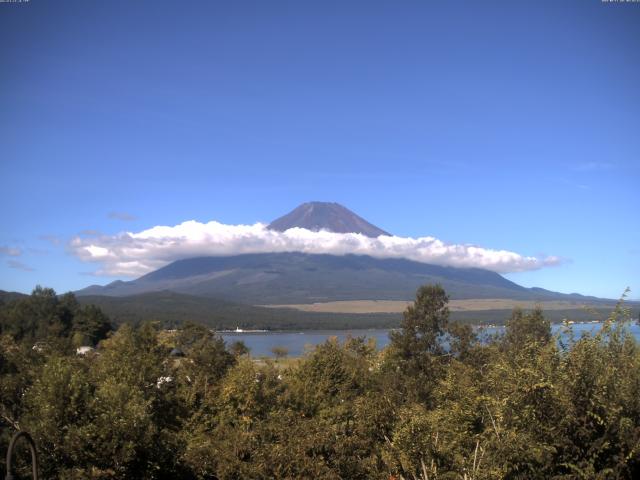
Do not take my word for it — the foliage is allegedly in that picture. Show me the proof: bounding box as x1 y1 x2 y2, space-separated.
228 339 250 357
503 305 551 350
270 345 289 359
0 286 112 348
386 284 452 404
1 285 639 479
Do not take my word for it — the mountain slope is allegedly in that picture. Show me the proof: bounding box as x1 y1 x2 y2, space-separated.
0 289 28 304
76 252 595 304
268 202 390 237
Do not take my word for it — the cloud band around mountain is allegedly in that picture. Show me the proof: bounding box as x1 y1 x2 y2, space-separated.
69 220 562 277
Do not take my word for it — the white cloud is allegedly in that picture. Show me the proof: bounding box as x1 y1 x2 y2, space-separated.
69 220 562 277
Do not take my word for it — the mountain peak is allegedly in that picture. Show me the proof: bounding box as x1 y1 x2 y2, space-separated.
268 202 390 237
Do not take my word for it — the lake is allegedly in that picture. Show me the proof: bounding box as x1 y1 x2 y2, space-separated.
220 321 640 357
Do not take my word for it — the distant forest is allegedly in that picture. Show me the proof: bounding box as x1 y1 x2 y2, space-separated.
77 291 628 330
1 285 639 478
2 288 629 332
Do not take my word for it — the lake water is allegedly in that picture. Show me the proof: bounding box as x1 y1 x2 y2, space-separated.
220 322 640 357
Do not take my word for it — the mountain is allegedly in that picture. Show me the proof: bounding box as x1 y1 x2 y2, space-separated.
0 289 28 304
76 252 599 304
268 202 390 237
75 202 605 306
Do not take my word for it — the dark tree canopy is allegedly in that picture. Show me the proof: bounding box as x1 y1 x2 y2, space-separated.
0 286 112 347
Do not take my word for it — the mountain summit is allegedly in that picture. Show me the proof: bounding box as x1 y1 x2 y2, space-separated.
268 202 390 237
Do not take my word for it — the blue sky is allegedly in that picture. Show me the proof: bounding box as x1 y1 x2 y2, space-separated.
1 0 638 300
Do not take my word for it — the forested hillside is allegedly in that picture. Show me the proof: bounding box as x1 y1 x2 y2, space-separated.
76 291 400 330
1 285 639 479
2 288 632 331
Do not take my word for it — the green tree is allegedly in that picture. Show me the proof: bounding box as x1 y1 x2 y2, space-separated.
0 286 72 342
229 339 250 357
390 284 450 358
0 288 112 351
503 306 551 350
271 345 289 360
22 355 93 478
71 304 112 347
387 284 450 404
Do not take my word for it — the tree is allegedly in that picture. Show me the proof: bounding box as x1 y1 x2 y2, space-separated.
0 286 72 342
229 339 250 357
3 284 640 478
387 284 450 403
271 345 289 360
71 304 112 346
390 284 450 358
0 288 112 350
290 338 369 417
172 322 235 413
504 306 551 349
22 356 93 478
446 322 476 361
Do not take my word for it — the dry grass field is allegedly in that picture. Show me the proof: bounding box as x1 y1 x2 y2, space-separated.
261 299 617 314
